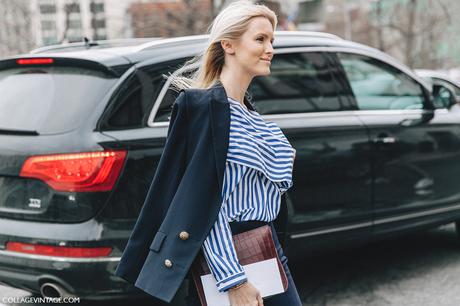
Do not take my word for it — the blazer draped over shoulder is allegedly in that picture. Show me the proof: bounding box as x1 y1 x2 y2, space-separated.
115 81 255 303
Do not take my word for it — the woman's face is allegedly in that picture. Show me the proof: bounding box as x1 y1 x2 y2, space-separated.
224 17 275 77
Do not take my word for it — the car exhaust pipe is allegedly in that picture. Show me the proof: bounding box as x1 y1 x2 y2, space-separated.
39 282 76 298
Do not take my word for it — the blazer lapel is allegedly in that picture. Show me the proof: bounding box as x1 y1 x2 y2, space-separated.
209 82 230 193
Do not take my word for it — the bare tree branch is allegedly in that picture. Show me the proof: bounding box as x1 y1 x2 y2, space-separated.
433 0 452 25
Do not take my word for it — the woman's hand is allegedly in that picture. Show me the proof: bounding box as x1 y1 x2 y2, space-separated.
228 281 263 306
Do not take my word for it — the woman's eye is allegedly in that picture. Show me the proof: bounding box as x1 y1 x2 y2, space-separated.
257 37 264 42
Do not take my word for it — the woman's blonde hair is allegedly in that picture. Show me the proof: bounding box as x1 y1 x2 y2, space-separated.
166 0 277 92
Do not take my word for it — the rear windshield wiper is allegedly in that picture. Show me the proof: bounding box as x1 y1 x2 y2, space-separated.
0 129 39 136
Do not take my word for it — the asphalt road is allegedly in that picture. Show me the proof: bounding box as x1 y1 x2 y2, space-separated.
1 223 460 306
292 223 460 306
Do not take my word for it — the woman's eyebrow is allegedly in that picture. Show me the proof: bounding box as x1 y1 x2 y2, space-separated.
257 33 275 40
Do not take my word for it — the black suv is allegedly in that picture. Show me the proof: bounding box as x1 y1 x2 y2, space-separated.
1 31 460 301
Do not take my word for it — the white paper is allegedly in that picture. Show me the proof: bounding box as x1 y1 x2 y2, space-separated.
200 258 285 306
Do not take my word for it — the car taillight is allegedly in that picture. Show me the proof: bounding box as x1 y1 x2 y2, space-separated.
19 150 127 192
6 242 112 257
16 58 54 65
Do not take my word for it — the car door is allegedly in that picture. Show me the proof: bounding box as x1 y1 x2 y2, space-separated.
244 50 373 258
337 52 460 236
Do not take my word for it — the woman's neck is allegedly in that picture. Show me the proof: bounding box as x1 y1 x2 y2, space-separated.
219 69 251 106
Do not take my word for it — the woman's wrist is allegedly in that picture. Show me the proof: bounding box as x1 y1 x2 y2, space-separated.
228 279 248 291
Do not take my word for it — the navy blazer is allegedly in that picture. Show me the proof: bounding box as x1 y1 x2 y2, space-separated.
114 81 256 303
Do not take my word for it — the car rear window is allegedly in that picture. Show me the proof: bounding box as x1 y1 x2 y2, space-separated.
0 66 118 134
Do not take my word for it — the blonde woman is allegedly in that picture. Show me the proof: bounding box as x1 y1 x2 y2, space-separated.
115 1 300 305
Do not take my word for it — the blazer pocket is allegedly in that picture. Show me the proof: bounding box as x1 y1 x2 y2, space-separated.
149 231 167 252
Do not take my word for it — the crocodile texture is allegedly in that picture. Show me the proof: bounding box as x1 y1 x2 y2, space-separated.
190 225 288 306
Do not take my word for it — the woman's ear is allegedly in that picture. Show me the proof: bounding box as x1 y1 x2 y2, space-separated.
221 39 235 55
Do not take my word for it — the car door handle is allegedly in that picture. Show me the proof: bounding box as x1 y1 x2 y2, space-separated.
374 137 397 143
373 133 397 144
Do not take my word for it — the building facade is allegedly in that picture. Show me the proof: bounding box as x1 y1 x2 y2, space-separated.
31 0 109 45
0 0 35 57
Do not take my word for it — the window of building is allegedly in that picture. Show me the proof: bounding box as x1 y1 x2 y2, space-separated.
67 36 82 43
90 2 104 13
39 4 56 14
68 19 82 29
91 19 106 29
65 2 80 13
94 34 107 40
41 20 56 31
43 36 58 45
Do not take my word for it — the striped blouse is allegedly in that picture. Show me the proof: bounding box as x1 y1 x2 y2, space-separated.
201 97 296 292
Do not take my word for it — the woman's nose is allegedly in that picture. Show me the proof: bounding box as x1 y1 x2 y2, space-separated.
266 43 274 54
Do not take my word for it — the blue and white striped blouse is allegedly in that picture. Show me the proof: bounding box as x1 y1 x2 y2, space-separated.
201 97 296 292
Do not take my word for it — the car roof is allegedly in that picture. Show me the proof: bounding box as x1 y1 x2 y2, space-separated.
4 31 425 87
415 69 460 89
415 69 449 79
13 31 377 66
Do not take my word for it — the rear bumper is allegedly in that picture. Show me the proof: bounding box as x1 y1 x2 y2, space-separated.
0 215 148 299
0 248 143 300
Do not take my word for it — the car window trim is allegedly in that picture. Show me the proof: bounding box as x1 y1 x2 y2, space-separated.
146 60 199 127
432 77 460 93
143 109 441 134
147 46 433 127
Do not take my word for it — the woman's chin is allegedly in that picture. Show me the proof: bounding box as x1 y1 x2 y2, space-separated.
256 68 271 76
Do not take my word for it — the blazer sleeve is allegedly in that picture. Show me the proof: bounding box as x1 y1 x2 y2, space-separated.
115 90 188 283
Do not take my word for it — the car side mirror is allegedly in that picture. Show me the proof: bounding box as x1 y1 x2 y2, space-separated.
432 84 457 109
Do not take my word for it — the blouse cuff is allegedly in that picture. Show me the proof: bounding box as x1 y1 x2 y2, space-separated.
216 272 248 292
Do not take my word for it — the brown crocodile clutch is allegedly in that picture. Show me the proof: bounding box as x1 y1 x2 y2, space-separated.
190 224 288 306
